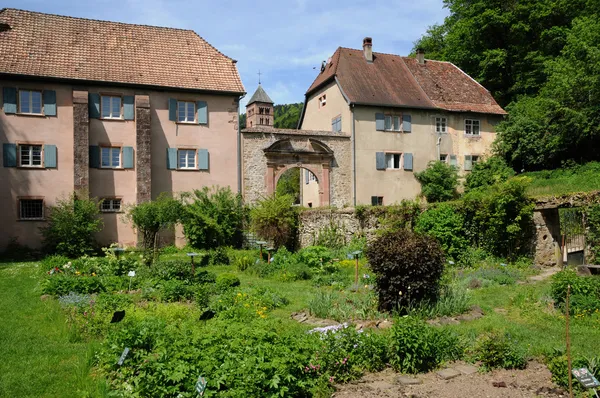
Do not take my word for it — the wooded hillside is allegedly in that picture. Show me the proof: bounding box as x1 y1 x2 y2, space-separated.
240 103 303 130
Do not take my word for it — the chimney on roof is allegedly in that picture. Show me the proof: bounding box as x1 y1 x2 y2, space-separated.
416 48 425 65
363 37 373 63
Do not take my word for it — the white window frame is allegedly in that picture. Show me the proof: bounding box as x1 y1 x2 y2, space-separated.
440 154 448 163
435 117 447 133
384 115 392 131
18 144 43 167
177 149 197 170
18 90 43 115
100 198 122 213
101 95 122 119
465 119 481 136
319 95 327 108
471 155 480 165
385 152 402 170
177 101 196 123
100 147 122 169
19 199 44 220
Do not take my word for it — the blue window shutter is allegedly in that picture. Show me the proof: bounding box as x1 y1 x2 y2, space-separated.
122 146 134 169
168 98 177 121
89 146 100 168
197 101 208 124
89 93 100 118
167 148 177 169
449 155 458 167
3 143 17 167
464 155 473 171
123 96 135 120
3 87 17 114
403 114 412 132
43 90 57 116
44 145 57 168
198 149 209 170
404 153 413 170
376 152 386 170
375 113 384 131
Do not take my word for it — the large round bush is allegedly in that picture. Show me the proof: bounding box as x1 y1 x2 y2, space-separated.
365 229 445 311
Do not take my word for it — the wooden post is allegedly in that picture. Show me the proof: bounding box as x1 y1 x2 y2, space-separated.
566 284 573 398
355 256 359 287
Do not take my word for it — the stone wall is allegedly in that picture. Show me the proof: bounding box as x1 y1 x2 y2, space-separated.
72 90 89 192
135 95 151 204
298 208 380 248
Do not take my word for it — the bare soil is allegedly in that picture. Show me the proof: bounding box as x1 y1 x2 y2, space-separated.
332 361 567 398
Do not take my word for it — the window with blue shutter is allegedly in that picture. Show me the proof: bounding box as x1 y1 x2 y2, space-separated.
168 98 177 122
89 146 100 168
375 113 385 131
197 101 208 125
44 145 57 168
376 152 386 170
123 96 135 120
3 87 17 114
43 90 57 116
167 148 178 169
122 146 134 169
3 143 17 167
89 93 100 118
403 153 413 171
403 115 412 132
198 149 209 170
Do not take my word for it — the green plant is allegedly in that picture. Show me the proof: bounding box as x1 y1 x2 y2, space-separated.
550 270 600 313
415 203 468 261
366 229 445 311
308 289 381 321
216 273 241 291
234 254 253 272
414 161 459 202
181 186 246 250
40 192 103 257
298 246 333 268
471 332 526 371
42 274 105 296
159 280 194 302
208 246 230 266
389 316 463 373
465 156 515 192
151 259 216 284
40 255 71 273
586 204 600 264
314 220 347 249
250 194 298 248
405 283 471 318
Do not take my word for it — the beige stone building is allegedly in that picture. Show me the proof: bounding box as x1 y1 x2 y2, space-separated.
299 38 506 206
0 9 244 249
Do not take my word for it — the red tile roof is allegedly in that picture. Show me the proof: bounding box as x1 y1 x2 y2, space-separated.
0 9 245 94
306 47 505 115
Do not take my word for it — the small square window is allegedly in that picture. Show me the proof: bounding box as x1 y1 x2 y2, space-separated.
101 198 122 213
319 95 327 108
19 199 44 220
101 95 122 119
440 154 448 162
100 147 121 168
177 101 196 123
385 153 401 169
435 117 447 133
178 149 196 169
465 119 480 135
19 144 43 167
371 196 383 206
19 90 43 114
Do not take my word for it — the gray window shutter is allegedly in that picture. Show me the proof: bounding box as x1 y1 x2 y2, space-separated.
44 145 57 168
89 146 100 168
375 113 385 131
197 101 208 124
198 149 209 170
449 155 458 167
464 155 473 171
123 96 135 120
403 114 412 132
122 146 134 169
89 93 100 118
43 90 57 116
376 152 386 170
404 153 413 170
305 170 309 184
2 87 17 114
167 148 177 169
3 143 17 167
168 98 177 122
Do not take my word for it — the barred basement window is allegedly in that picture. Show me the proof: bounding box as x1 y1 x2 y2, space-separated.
19 144 43 167
101 198 122 213
19 199 44 220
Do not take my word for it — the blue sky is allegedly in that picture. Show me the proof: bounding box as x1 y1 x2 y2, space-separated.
4 0 449 107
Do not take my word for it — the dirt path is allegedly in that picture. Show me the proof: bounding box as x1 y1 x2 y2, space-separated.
528 266 562 283
333 361 566 398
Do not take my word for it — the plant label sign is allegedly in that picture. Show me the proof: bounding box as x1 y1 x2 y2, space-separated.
195 376 207 396
572 367 600 389
117 347 130 366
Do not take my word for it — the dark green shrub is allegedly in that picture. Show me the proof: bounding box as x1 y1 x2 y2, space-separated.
414 161 459 202
415 203 468 261
208 246 230 265
545 349 598 391
159 280 194 302
181 187 246 250
40 192 103 257
95 292 134 311
216 273 241 291
389 316 463 373
152 259 216 284
250 194 298 248
586 204 600 264
366 229 445 311
42 275 105 296
550 269 600 312
465 156 515 192
298 246 333 268
471 332 526 370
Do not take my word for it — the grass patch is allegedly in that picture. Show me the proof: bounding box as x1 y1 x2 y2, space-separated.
523 161 600 197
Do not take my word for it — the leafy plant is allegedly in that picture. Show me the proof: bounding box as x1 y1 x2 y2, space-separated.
42 274 105 296
415 203 468 261
414 161 459 203
216 273 241 291
465 156 515 192
314 220 347 249
471 332 526 371
550 269 600 313
250 194 298 248
298 246 333 268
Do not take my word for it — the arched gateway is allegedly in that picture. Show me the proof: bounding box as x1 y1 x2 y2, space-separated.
240 126 352 207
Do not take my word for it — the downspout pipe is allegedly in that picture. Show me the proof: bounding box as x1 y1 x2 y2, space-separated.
351 104 356 207
237 94 246 196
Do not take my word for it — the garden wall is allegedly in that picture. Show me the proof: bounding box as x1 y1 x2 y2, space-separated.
298 208 380 248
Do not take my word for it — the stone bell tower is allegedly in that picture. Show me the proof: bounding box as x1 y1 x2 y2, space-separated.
245 84 274 128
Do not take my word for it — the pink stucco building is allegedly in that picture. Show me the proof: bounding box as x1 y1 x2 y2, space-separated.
0 9 245 249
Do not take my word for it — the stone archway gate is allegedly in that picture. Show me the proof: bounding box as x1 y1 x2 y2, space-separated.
241 127 352 207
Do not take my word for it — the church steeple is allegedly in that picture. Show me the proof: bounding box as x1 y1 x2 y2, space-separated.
246 84 274 128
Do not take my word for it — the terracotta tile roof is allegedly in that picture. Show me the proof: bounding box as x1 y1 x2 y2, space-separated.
306 47 505 115
0 8 245 94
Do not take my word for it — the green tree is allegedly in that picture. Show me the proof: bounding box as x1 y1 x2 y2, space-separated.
274 103 303 129
250 194 298 248
40 192 103 257
415 203 468 261
414 161 459 203
128 194 182 255
275 168 300 203
465 156 515 192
